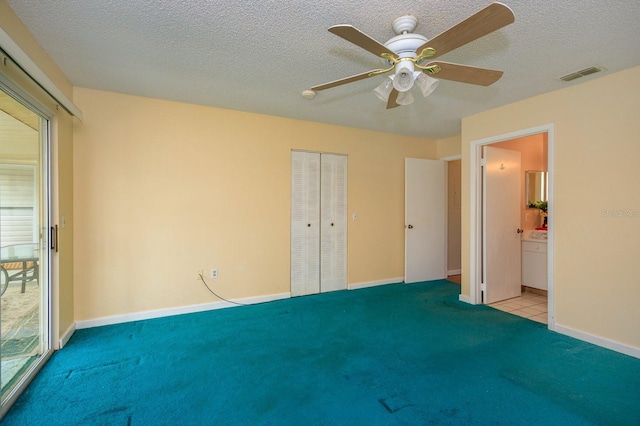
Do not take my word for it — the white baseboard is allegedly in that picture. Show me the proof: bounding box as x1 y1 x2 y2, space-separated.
348 277 404 290
75 292 291 330
458 294 471 304
447 269 461 276
58 322 76 349
554 323 640 359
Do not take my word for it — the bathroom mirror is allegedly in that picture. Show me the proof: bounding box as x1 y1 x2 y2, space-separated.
526 170 547 206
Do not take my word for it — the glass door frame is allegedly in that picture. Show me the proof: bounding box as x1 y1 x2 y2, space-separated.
0 76 53 416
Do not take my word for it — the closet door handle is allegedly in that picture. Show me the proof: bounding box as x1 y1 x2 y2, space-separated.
407 224 414 229
307 224 311 227
331 223 334 226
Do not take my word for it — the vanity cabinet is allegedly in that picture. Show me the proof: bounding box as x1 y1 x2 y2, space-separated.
522 240 547 290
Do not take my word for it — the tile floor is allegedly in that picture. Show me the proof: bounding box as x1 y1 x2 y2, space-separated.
489 291 548 324
447 275 548 324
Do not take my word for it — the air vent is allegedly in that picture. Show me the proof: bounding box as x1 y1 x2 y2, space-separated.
559 66 606 82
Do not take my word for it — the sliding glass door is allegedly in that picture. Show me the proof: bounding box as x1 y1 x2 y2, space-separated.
0 86 50 406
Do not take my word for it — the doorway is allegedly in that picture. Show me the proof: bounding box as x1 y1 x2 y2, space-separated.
404 158 446 283
404 156 461 284
0 86 51 409
469 125 554 328
444 156 461 282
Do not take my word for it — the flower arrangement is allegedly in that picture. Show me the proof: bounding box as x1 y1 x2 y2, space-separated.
528 200 547 213
528 200 548 227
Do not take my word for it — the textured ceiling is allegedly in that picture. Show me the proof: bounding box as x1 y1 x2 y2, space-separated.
6 0 640 139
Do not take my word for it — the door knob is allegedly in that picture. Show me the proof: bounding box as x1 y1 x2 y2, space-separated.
517 228 524 234
407 224 414 229
307 224 311 227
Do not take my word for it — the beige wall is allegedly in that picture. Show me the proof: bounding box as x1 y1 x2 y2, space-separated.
72 87 437 321
461 65 640 349
1 0 75 346
437 134 461 159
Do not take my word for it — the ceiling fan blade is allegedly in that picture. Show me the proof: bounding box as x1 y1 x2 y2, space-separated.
329 25 398 59
310 69 385 91
386 89 401 109
417 2 514 60
427 61 503 86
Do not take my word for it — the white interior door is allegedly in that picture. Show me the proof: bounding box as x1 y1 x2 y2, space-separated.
320 154 347 292
291 151 320 296
405 158 446 283
483 146 522 304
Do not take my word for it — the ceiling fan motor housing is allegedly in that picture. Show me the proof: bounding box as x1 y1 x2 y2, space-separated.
383 33 429 65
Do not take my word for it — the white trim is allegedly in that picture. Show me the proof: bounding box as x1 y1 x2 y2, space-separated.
348 277 403 290
554 323 640 359
447 269 461 276
58 322 76 349
75 292 291 329
469 143 481 305
545 127 556 327
440 154 462 162
0 27 83 120
469 124 554 309
458 294 471 304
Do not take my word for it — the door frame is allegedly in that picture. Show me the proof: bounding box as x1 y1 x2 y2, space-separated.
440 155 462 277
0 68 54 417
468 124 555 329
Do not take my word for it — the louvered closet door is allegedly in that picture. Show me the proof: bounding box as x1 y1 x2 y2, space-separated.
320 154 347 292
291 151 321 296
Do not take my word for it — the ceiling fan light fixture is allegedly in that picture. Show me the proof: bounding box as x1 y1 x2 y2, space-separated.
396 91 414 106
373 76 416 106
392 60 415 92
374 77 393 102
414 72 439 97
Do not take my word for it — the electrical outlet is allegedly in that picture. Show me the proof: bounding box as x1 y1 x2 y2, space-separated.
211 268 218 279
525 213 531 221
197 269 203 280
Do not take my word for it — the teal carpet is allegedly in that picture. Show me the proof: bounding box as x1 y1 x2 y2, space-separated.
3 280 640 425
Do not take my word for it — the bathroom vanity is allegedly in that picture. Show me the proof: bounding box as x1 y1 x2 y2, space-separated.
522 233 547 290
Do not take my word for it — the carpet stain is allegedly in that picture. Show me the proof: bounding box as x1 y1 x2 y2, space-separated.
65 357 141 379
439 407 459 418
378 394 413 414
80 406 132 425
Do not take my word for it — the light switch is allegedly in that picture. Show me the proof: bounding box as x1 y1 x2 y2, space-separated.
352 213 358 221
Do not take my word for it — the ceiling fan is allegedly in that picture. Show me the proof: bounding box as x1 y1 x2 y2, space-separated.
303 2 515 109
